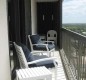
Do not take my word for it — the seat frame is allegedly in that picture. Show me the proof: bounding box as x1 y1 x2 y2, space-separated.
28 35 55 56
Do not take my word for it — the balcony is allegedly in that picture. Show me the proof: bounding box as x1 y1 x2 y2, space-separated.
60 28 86 80
10 28 86 80
11 48 67 80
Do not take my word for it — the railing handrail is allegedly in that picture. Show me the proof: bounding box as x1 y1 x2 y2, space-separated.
62 28 86 43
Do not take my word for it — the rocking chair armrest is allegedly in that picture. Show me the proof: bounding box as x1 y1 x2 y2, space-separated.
33 44 49 50
31 51 45 54
27 57 57 65
33 44 48 46
42 41 54 44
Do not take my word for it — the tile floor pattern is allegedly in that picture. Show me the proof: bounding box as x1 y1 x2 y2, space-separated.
49 51 67 80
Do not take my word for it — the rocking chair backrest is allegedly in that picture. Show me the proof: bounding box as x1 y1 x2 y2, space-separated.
47 30 57 44
28 35 41 51
14 42 28 68
28 35 33 51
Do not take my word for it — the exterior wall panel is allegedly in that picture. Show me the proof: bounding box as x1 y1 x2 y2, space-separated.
0 0 11 80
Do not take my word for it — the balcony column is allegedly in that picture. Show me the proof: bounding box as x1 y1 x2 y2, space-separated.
0 0 11 80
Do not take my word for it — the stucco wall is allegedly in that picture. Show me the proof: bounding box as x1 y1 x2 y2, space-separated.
0 0 11 80
31 0 37 34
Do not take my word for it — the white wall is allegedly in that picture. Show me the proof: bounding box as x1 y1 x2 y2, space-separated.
31 0 37 34
0 0 11 80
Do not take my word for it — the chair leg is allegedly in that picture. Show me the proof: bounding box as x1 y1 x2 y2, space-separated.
16 70 19 80
50 51 54 57
53 49 55 56
54 67 57 80
53 51 54 56
53 61 58 80
49 52 51 57
41 52 43 55
51 51 54 57
47 51 50 57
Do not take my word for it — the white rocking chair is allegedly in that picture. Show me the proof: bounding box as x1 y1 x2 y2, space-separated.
14 42 58 80
28 34 55 56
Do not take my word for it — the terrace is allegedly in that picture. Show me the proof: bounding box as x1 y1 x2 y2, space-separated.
10 49 67 80
0 0 86 80
10 28 86 80
10 29 86 80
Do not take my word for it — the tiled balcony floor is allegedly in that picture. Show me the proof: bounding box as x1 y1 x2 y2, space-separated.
49 51 67 80
10 50 67 80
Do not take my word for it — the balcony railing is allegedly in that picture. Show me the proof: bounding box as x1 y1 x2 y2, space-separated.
60 28 86 80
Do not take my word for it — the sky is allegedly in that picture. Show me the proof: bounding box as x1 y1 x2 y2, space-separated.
62 0 86 23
